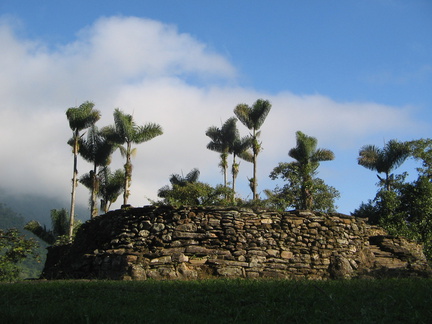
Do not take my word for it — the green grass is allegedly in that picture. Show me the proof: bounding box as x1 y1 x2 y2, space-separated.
1 279 431 323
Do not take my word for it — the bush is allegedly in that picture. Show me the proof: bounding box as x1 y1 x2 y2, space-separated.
0 228 39 282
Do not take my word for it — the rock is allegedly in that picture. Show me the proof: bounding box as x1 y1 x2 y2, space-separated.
329 255 354 279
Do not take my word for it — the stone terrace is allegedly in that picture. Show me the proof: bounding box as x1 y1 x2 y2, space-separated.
42 205 431 280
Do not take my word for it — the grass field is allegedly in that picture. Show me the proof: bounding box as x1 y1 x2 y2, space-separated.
1 278 431 323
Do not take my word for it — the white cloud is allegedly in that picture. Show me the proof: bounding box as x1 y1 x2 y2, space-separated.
0 15 427 216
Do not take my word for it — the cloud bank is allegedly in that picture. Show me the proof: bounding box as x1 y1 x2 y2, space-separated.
0 16 427 215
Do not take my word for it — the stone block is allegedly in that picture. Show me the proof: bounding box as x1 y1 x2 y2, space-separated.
281 251 293 259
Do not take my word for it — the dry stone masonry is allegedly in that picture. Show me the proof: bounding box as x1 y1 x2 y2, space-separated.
42 205 431 280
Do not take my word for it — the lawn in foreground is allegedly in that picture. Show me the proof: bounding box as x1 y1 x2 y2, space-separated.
0 278 431 323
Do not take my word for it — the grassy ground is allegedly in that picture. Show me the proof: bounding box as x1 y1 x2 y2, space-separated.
1 278 431 323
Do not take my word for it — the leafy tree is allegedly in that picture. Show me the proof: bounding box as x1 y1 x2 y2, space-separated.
24 209 80 245
353 176 432 260
408 138 432 178
234 99 272 200
206 117 238 188
79 126 116 218
354 139 432 260
98 167 125 213
66 101 101 238
286 131 335 210
0 228 39 282
102 109 163 206
267 161 339 212
358 140 411 191
157 168 232 206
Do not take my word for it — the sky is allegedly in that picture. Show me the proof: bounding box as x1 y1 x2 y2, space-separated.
0 0 431 217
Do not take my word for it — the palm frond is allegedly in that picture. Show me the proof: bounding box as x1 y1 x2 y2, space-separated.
358 144 380 171
185 168 200 183
313 149 335 162
234 99 272 130
66 101 100 131
134 123 163 144
234 103 253 129
250 99 272 130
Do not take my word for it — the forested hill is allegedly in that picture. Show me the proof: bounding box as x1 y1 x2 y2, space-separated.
0 203 26 229
0 189 87 225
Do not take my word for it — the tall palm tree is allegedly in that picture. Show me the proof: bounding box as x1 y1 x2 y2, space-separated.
358 139 411 191
288 131 335 210
234 99 271 200
79 126 116 218
102 108 163 206
205 117 238 188
230 134 253 199
66 101 100 239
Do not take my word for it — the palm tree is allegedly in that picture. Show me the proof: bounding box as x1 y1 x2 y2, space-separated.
358 140 411 191
230 134 253 199
66 101 100 239
234 99 271 200
98 167 125 213
102 108 163 206
169 168 201 187
24 209 72 245
79 126 116 218
206 117 238 188
158 168 200 199
288 131 335 210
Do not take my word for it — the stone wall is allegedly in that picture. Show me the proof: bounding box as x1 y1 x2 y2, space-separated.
42 206 431 280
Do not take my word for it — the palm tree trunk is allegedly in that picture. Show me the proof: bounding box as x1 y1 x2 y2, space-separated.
302 175 314 210
253 153 257 200
232 155 239 202
385 172 391 191
90 164 98 218
252 129 259 200
123 142 132 206
69 132 78 240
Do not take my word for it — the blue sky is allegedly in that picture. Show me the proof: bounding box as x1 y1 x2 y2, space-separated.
0 0 431 215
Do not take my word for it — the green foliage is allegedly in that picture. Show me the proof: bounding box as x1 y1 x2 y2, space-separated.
24 209 80 246
409 138 432 178
66 101 101 132
206 117 241 188
0 228 39 282
79 126 116 217
358 139 411 191
157 168 233 206
353 177 432 260
267 161 339 212
354 138 432 260
98 167 125 213
0 202 47 278
157 182 233 207
279 131 336 210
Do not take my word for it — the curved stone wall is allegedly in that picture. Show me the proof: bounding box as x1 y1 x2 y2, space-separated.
42 206 431 280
